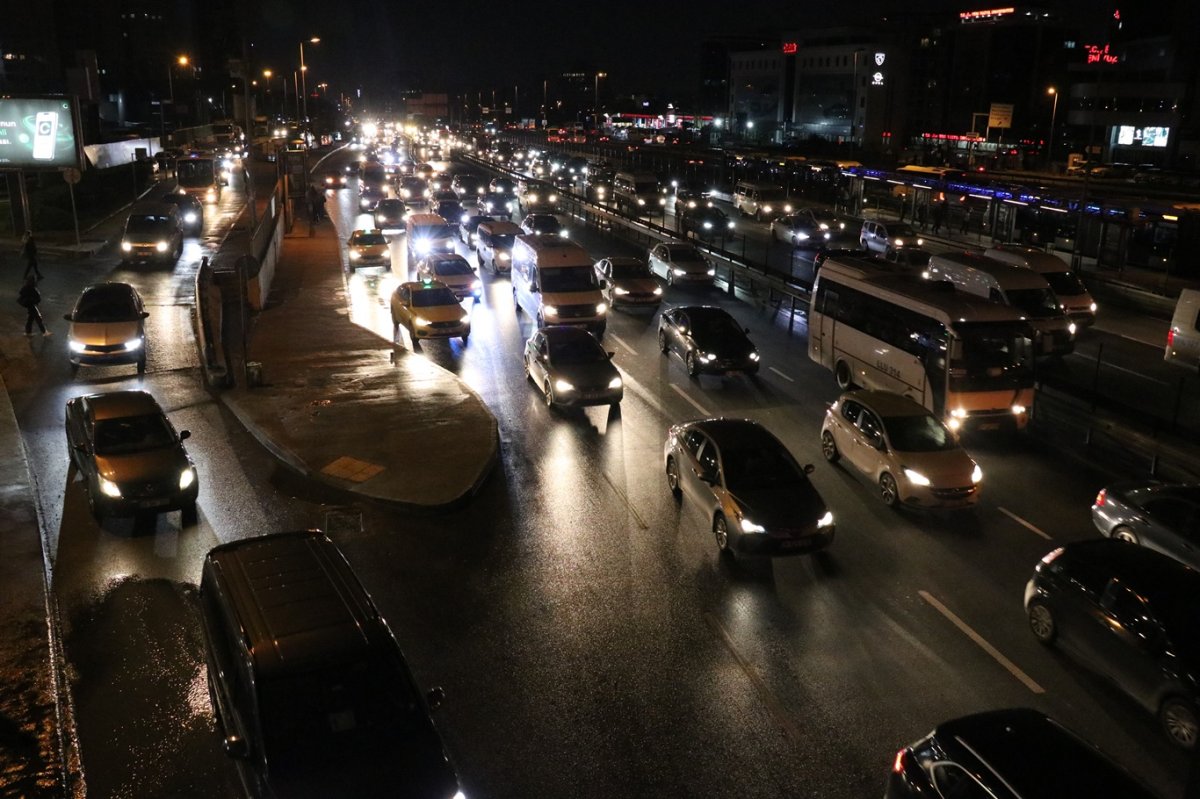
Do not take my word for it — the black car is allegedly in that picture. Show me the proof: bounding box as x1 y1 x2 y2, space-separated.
434 199 467 225
1024 538 1200 749
679 205 735 242
887 708 1161 798
523 326 623 410
65 390 198 521
458 213 494 246
658 306 759 378
160 192 204 234
520 213 565 238
476 192 518 220
372 199 408 233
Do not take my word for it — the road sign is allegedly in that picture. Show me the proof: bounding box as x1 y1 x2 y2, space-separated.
63 167 81 184
988 103 1014 129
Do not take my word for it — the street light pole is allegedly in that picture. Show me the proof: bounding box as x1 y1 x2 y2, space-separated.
594 71 606 124
299 38 320 123
1047 86 1059 169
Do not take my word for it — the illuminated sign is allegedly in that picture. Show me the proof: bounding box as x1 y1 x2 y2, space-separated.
875 52 886 66
0 96 81 169
782 42 797 54
872 72 885 86
959 7 1015 21
1085 44 1118 64
1117 126 1169 147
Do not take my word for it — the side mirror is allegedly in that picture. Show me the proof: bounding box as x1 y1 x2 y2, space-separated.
140 311 150 319
426 686 446 711
223 735 249 759
179 430 191 441
607 351 615 360
803 464 815 475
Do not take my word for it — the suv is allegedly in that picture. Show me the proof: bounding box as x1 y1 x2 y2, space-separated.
120 203 184 263
200 531 463 798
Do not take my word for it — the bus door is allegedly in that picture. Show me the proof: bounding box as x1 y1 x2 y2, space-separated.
845 176 866 216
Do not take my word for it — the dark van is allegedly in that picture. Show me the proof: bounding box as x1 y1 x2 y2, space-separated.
200 531 463 798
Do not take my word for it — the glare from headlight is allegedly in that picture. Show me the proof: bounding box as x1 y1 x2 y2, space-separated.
893 238 905 248
749 352 760 361
796 232 809 241
179 468 196 490
155 241 169 253
595 303 607 314
971 464 983 483
1067 322 1077 336
416 240 431 254
608 377 622 389
950 408 968 419
1011 404 1027 415
559 230 569 238
349 250 361 260
700 353 715 362
548 194 558 203
99 477 122 498
703 222 712 229
124 338 143 351
614 287 629 295
1090 302 1098 312
121 241 132 252
554 379 574 392
544 305 558 316
762 205 773 214
652 287 663 296
817 511 834 528
498 252 510 261
904 468 931 486
183 212 197 224
706 269 716 276
672 269 686 276
413 316 430 326
740 518 766 533
69 340 86 353
637 199 646 206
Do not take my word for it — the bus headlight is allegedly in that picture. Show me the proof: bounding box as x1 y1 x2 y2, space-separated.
121 240 132 252
1011 404 1027 415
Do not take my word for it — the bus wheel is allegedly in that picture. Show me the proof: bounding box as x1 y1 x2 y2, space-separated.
835 361 854 390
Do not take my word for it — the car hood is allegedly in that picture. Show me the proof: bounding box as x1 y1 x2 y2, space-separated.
672 260 709 274
413 304 466 323
550 360 619 388
729 483 826 528
69 320 142 345
95 447 189 484
892 447 976 486
692 330 753 356
613 277 660 293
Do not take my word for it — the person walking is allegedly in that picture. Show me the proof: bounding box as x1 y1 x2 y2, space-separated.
18 276 50 336
931 199 948 234
21 230 42 281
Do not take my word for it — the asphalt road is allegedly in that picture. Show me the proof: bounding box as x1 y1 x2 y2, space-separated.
5 149 1190 798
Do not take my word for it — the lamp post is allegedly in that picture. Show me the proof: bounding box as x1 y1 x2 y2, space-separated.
164 55 189 142
1047 86 1059 169
594 71 606 122
263 69 276 116
299 37 320 123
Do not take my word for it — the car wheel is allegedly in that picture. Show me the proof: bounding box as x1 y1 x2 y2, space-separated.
666 270 675 287
658 330 669 354
1160 697 1199 750
461 333 469 345
543 380 555 409
1112 525 1139 545
713 513 731 552
1027 599 1057 644
88 490 103 522
173 240 183 261
182 503 198 526
536 312 545 329
666 456 682 499
513 286 520 312
879 472 899 508
835 360 853 390
821 430 840 463
408 324 420 349
685 351 699 378
137 356 147 376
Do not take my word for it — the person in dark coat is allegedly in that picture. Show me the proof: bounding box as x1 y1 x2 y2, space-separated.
21 230 42 280
19 276 49 336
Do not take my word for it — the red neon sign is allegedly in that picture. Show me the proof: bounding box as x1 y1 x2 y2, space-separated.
1084 43 1118 64
959 7 1015 21
782 42 797 54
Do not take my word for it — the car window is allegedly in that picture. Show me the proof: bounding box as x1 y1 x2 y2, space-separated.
883 414 957 452
697 441 720 479
841 400 862 425
682 430 705 456
93 414 177 455
857 411 882 441
930 763 993 799
1140 497 1195 533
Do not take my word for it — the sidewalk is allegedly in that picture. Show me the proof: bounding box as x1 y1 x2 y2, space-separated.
216 219 499 510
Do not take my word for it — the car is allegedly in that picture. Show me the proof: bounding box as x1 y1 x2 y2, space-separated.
119 203 184 263
390 280 470 346
433 199 466 223
415 253 481 301
64 282 149 375
523 326 622 410
679 204 735 242
488 177 516 195
373 199 408 234
820 390 982 509
563 156 589 178
886 708 1161 799
323 170 350 190
451 173 483 199
358 185 387 212
346 229 391 268
159 192 204 235
459 213 494 246
663 418 834 557
860 220 924 254
770 208 846 246
430 188 458 205
520 213 566 238
1024 538 1200 750
657 306 759 378
594 257 663 309
883 247 932 268
672 187 712 212
397 176 429 203
1092 481 1200 569
810 231 870 273
520 183 559 213
65 390 198 521
476 192 518 220
648 242 715 286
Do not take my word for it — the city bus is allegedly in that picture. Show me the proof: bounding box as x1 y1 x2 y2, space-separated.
808 256 1036 431
896 164 969 182
175 155 221 203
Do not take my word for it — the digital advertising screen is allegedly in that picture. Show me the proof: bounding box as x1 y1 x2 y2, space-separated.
1116 125 1170 148
0 97 81 169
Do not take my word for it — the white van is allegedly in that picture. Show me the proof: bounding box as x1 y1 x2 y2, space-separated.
476 220 522 275
1165 288 1200 369
733 181 793 221
985 245 1097 326
512 235 607 335
925 251 1076 356
612 171 665 216
406 212 457 261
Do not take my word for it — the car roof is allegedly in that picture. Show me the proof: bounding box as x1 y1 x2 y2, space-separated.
1060 539 1200 603
662 243 703 256
540 325 599 343
670 305 732 320
604 256 646 265
402 280 453 293
82 390 164 420
841 390 930 417
689 418 781 452
80 281 139 301
1116 481 1200 504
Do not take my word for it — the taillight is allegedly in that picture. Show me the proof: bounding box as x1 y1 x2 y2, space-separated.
1040 546 1065 566
892 748 907 773
1167 328 1175 349
1094 488 1106 507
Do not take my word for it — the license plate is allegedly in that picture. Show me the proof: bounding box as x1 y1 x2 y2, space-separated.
140 498 170 508
979 422 1000 431
780 538 808 550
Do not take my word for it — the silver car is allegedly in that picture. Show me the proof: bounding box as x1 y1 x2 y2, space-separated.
1092 482 1200 569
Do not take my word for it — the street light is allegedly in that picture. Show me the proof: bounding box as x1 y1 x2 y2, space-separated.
164 55 190 143
594 71 607 118
300 37 320 122
1047 86 1060 169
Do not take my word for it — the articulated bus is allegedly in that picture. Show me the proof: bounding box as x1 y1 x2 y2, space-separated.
896 164 969 182
809 257 1036 431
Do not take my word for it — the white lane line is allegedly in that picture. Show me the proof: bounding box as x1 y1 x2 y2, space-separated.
768 366 794 382
918 590 1045 694
705 613 803 743
1068 353 1171 386
599 469 650 530
998 507 1052 540
670 384 712 417
617 370 668 418
609 333 637 355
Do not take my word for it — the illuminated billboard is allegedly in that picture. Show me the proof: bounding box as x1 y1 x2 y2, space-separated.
1117 126 1169 147
0 97 81 169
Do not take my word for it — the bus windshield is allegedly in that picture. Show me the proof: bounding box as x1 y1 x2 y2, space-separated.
176 159 216 188
950 322 1033 390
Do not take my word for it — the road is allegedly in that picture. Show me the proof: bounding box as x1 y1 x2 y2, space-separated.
5 147 1190 798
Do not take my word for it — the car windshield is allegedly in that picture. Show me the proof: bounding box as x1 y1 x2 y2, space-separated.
1041 271 1088 297
93 414 176 455
414 224 455 240
610 261 651 280
489 235 515 249
353 233 387 246
720 443 804 491
883 414 958 452
126 216 172 233
887 224 918 239
634 181 658 194
691 313 745 342
541 266 598 293
548 335 608 364
411 287 459 307
377 201 403 212
1006 288 1062 318
74 290 136 322
667 247 704 264
759 189 787 202
532 217 560 230
433 260 472 277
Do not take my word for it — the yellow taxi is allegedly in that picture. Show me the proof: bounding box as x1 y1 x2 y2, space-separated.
389 279 470 347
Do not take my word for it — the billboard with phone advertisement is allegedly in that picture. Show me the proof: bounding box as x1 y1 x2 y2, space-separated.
0 97 81 169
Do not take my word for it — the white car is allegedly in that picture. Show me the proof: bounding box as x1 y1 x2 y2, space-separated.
820 390 981 510
648 242 715 286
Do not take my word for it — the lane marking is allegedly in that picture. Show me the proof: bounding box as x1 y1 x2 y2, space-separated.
705 613 803 743
599 470 650 530
768 366 794 382
998 507 1052 540
918 590 1045 694
609 333 637 355
670 384 712 417
1067 353 1171 386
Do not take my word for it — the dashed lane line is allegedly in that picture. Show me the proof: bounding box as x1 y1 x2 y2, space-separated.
669 384 712 417
768 366 794 382
919 590 1045 694
998 507 1052 540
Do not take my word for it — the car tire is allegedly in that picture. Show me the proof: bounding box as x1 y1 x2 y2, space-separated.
658 330 669 354
182 502 198 526
1112 525 1140 545
461 333 469 345
879 472 900 508
88 490 103 522
137 356 147 376
543 380 555 409
835 360 854 390
513 286 520 312
1027 599 1057 645
666 456 682 500
713 513 731 553
821 431 840 463
666 270 675 287
1160 696 1199 750
685 351 699 379
536 312 545 329
173 240 183 261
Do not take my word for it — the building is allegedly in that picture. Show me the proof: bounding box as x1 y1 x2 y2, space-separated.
787 28 890 148
728 44 783 142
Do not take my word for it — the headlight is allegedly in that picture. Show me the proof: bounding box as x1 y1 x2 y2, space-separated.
413 316 430 326
904 468 931 486
819 223 830 230
1067 322 1077 336
700 353 715 362
121 241 132 252
544 305 558 316
554 379 574 392
69 340 86 353
498 252 510 261
1011 404 1027 415
416 240 431 254
205 189 217 201
99 477 122 498
608 377 622 389
706 268 716 276
916 238 924 246
155 241 169 252
461 214 470 223
971 464 983 483
614 287 629 295
762 205 773 214
349 250 361 260
796 232 809 241
740 518 766 533
893 238 905 248
950 408 968 419
360 198 371 208
727 222 735 229
179 468 196 490
658 197 666 206
183 212 197 224
124 338 143 351
637 199 646 206
703 222 713 229
1090 302 1098 312
471 280 481 291
672 268 686 276
817 511 834 528
595 303 607 314
559 230 569 238
748 352 760 361
548 194 558 203
528 194 538 203
652 287 663 296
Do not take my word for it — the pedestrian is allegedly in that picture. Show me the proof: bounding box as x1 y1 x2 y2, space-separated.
932 200 947 234
18 275 50 336
960 207 972 235
21 230 42 281
916 203 927 230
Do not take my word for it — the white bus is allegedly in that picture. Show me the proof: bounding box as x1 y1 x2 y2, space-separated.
809 256 1036 431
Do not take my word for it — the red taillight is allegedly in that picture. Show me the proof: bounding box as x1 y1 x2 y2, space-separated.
892 748 907 773
1167 328 1176 349
1095 488 1107 507
1041 546 1065 566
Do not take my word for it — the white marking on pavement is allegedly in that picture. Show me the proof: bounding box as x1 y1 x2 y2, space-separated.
600 470 650 530
918 590 1045 694
670 384 711 417
705 613 803 743
768 366 794 382
1068 353 1170 386
610 333 637 355
998 507 1052 540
